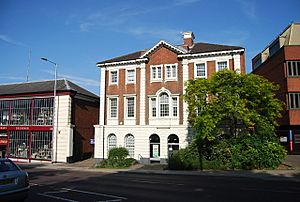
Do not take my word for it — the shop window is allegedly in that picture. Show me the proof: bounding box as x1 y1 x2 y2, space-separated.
30 131 52 160
32 98 54 126
9 130 28 158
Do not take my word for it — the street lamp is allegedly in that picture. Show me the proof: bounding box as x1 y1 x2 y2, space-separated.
41 57 58 163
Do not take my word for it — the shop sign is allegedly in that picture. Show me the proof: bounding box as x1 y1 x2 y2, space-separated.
0 139 8 145
0 126 7 130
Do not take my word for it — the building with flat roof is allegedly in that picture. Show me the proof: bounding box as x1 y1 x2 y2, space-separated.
252 23 300 154
0 79 99 162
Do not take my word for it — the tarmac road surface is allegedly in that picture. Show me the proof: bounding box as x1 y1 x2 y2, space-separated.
22 166 300 202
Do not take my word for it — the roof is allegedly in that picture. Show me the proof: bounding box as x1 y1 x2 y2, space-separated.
0 79 99 100
97 41 244 65
99 51 146 64
189 42 243 54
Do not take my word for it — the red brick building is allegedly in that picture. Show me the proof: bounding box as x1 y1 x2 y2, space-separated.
252 23 300 154
0 79 99 162
94 32 245 163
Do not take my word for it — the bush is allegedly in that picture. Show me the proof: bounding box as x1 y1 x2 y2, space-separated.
168 143 201 170
208 135 287 169
97 147 137 169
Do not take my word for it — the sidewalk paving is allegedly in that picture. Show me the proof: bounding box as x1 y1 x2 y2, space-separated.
16 155 300 182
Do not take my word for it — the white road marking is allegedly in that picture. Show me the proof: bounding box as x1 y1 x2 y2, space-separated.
97 199 122 202
38 192 78 202
30 183 39 186
130 179 184 186
194 188 204 192
61 188 127 200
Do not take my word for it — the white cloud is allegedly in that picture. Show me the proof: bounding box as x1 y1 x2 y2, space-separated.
59 74 99 87
0 34 28 47
127 27 182 43
0 75 26 81
43 69 99 87
235 0 257 19
66 1 199 34
207 30 250 46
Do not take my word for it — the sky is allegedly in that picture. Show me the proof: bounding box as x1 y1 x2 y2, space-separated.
1 0 300 95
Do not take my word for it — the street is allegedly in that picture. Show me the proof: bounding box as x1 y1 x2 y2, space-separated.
23 166 300 202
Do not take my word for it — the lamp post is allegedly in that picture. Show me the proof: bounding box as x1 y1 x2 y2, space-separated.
41 57 58 163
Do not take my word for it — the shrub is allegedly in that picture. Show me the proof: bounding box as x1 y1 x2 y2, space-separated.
97 147 137 169
208 135 287 170
168 143 200 170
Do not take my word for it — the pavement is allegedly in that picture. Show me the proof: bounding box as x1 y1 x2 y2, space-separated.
16 155 300 182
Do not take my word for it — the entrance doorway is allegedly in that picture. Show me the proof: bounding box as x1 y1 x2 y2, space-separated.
149 134 160 160
168 134 179 157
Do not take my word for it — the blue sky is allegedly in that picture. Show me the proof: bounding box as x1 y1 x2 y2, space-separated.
1 0 299 95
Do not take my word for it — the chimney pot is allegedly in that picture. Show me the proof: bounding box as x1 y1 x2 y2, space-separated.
182 31 195 50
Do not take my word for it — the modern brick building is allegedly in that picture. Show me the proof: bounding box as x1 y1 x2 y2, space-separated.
94 32 245 163
0 79 99 162
252 23 300 154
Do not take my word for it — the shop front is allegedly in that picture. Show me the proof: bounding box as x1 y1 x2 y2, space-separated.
0 126 52 161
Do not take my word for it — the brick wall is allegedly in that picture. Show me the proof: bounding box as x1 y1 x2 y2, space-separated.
72 97 99 161
253 46 300 126
145 46 184 124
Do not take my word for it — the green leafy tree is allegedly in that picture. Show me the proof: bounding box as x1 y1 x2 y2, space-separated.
184 70 283 141
183 70 285 169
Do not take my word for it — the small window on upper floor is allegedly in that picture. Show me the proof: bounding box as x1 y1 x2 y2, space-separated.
289 93 300 109
217 61 228 71
126 69 135 84
110 70 118 85
151 65 162 82
126 97 135 118
109 97 118 118
165 64 177 80
287 61 300 77
195 63 206 78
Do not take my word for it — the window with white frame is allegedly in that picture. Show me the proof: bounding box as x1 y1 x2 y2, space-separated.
159 93 169 117
287 61 300 77
110 70 118 84
125 134 134 157
172 97 178 117
165 64 177 80
217 61 228 71
151 98 157 117
289 93 300 109
109 97 118 118
108 134 117 153
127 69 135 83
195 63 206 78
126 97 135 118
151 65 162 81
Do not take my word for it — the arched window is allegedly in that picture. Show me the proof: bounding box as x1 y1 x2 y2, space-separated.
107 134 117 154
125 134 134 158
168 134 179 157
149 134 160 159
159 93 169 117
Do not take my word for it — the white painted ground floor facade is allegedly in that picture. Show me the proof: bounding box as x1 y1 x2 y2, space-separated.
94 125 192 163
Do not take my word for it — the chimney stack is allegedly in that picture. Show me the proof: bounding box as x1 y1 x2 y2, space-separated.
182 31 195 50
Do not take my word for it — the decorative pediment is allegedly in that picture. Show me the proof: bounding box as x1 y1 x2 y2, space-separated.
140 40 187 58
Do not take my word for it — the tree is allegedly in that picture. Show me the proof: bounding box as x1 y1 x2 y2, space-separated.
183 70 285 169
184 70 283 142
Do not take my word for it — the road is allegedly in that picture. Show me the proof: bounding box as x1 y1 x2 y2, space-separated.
22 166 300 202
